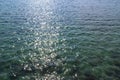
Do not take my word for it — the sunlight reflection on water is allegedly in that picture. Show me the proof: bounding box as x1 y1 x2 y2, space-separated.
18 0 63 79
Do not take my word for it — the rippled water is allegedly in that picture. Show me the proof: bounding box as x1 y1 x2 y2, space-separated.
0 0 120 80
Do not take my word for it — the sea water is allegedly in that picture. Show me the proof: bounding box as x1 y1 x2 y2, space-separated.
0 0 120 80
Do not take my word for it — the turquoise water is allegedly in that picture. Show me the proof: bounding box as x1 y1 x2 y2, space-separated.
0 0 120 80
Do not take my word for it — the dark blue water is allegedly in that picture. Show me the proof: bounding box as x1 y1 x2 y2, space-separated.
0 0 120 80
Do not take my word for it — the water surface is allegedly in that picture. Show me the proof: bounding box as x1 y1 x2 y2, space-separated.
0 0 120 80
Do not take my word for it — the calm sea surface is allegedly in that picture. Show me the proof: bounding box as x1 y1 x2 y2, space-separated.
0 0 120 80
